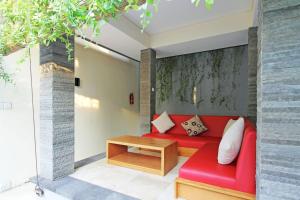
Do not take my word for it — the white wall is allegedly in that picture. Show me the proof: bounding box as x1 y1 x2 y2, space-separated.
0 47 40 191
74 44 140 161
0 43 140 191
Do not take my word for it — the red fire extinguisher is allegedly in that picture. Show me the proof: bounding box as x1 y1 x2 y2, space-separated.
129 93 134 105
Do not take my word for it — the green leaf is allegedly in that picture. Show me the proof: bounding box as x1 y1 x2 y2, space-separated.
147 0 154 5
205 0 214 9
191 0 201 7
0 0 214 83
131 5 140 10
146 10 152 17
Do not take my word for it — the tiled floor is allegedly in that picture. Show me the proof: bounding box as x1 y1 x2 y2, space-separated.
31 176 138 200
71 155 188 200
1 153 187 200
0 182 68 200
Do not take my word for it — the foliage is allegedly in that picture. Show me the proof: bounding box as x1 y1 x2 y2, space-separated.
0 0 214 83
156 57 174 104
0 55 13 83
156 46 247 112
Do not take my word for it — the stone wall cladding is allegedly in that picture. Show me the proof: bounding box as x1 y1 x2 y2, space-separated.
247 27 258 123
257 0 300 199
40 37 74 69
40 39 75 180
140 49 156 133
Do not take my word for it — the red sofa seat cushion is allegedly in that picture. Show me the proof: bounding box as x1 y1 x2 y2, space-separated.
178 119 256 194
179 143 237 190
151 114 238 137
143 133 221 148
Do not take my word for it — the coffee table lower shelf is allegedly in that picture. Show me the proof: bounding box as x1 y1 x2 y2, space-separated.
107 135 177 176
108 152 162 175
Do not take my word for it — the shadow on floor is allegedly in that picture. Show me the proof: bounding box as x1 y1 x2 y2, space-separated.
31 176 139 200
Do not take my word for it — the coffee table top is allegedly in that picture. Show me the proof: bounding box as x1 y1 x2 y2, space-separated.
107 135 176 150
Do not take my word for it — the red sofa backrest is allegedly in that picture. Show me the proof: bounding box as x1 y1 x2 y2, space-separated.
152 114 239 138
235 119 256 194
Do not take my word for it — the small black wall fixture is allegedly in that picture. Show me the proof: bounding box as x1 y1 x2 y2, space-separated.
75 77 80 87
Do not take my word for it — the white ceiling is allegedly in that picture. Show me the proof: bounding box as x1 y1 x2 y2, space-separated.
78 0 257 60
125 0 253 35
156 30 248 58
78 23 147 60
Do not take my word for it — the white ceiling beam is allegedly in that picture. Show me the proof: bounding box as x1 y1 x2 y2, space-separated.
150 10 253 49
109 15 151 48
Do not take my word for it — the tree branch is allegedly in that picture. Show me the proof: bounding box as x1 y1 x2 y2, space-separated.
2 0 146 56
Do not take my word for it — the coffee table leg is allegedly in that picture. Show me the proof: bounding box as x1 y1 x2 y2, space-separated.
162 143 178 175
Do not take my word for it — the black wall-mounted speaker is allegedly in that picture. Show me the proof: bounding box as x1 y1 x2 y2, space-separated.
75 77 80 87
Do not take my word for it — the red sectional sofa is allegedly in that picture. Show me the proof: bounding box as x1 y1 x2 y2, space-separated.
142 114 256 200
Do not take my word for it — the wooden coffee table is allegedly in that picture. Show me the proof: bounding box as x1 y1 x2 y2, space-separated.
106 135 178 176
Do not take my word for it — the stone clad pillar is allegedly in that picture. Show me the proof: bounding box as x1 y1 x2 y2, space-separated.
257 1 300 199
140 49 156 133
39 37 75 180
247 27 258 123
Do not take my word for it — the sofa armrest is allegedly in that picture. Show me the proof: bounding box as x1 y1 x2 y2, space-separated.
235 121 256 194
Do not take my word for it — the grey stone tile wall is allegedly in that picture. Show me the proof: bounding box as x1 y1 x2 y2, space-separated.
40 39 75 180
257 1 300 199
140 49 156 133
40 37 74 70
248 27 258 123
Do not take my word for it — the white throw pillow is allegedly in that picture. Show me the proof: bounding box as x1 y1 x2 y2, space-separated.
218 117 245 165
222 119 237 136
151 111 175 133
